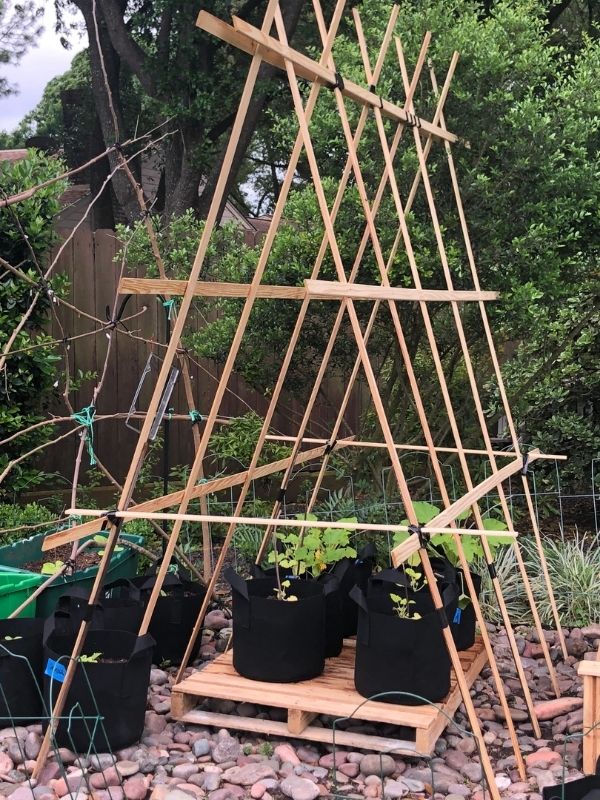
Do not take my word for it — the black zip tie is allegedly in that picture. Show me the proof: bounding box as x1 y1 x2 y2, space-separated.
437 607 449 629
82 603 97 623
329 72 345 92
113 142 124 154
408 523 429 548
104 510 119 526
324 439 337 455
487 562 497 580
521 453 530 475
63 557 76 574
277 487 287 503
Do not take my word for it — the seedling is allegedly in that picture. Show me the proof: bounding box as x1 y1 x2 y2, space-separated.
273 579 298 602
41 560 65 576
79 652 102 663
390 593 422 620
268 514 357 578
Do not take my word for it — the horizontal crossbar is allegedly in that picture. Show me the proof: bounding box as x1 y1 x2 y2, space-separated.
118 278 306 300
197 12 456 144
66 508 519 539
305 280 499 302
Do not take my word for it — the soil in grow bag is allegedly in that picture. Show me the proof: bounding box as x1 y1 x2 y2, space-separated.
225 567 331 682
252 565 343 658
43 618 154 752
0 617 44 724
132 567 207 665
542 758 600 800
351 567 459 705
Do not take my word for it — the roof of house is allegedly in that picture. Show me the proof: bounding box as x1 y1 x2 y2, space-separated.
0 149 28 162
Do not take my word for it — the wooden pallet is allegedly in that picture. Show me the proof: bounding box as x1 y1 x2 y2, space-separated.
172 636 487 755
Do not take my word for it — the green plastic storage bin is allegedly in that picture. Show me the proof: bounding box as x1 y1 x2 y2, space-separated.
0 532 143 617
0 569 45 618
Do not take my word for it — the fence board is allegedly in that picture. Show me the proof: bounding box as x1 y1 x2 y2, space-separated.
37 228 363 484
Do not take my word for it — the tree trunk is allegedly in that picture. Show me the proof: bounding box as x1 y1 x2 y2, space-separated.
74 0 141 223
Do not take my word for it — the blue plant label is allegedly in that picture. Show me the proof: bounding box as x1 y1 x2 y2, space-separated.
453 607 462 624
45 658 66 683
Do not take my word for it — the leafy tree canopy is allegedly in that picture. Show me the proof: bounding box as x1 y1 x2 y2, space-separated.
0 0 44 98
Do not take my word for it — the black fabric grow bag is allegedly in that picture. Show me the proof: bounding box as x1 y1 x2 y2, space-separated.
451 569 481 651
252 565 343 658
54 581 145 635
542 759 600 800
0 617 44 724
331 543 376 637
133 566 206 665
43 616 154 751
225 567 332 682
351 566 458 705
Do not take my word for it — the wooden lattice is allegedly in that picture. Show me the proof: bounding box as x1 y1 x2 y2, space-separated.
34 1 571 793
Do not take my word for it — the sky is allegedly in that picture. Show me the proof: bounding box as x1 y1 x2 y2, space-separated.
0 4 86 134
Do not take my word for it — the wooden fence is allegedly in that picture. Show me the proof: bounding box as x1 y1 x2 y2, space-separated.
39 228 363 486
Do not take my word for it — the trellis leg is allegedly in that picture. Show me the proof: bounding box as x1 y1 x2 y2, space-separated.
428 66 567 662
273 19 499 800
32 0 282 776
171 0 350 683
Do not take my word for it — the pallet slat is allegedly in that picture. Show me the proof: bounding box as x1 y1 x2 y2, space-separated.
172 637 487 754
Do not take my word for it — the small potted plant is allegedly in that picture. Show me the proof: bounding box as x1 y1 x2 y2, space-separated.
224 564 335 683
351 564 458 705
43 612 154 751
393 501 510 651
263 514 358 656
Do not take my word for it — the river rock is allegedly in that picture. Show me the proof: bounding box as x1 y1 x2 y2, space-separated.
533 699 583 721
280 776 320 800
222 764 276 786
360 755 395 777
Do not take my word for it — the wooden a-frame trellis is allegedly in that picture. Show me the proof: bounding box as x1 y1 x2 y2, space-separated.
34 0 570 794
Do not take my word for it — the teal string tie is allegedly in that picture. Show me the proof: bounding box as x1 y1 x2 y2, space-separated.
189 410 205 425
167 407 174 421
162 298 176 320
71 406 96 466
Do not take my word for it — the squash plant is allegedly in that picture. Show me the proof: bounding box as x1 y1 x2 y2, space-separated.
268 513 358 579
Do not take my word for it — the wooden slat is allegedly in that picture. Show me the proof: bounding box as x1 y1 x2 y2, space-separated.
119 277 306 300
196 11 456 145
174 710 421 756
41 439 353 550
305 279 498 303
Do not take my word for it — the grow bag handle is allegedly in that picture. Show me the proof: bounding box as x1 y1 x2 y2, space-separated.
349 584 370 644
102 577 142 603
43 605 105 645
223 567 251 629
144 559 194 583
223 567 249 601
139 571 185 594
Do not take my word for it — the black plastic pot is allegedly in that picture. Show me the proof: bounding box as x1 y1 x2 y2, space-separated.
451 570 482 651
331 543 376 637
252 565 343 658
0 617 44 724
542 758 600 800
225 567 332 682
133 566 207 665
351 567 458 705
43 615 154 751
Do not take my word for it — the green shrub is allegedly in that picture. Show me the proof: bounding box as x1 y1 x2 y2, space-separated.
0 502 57 544
0 150 68 497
